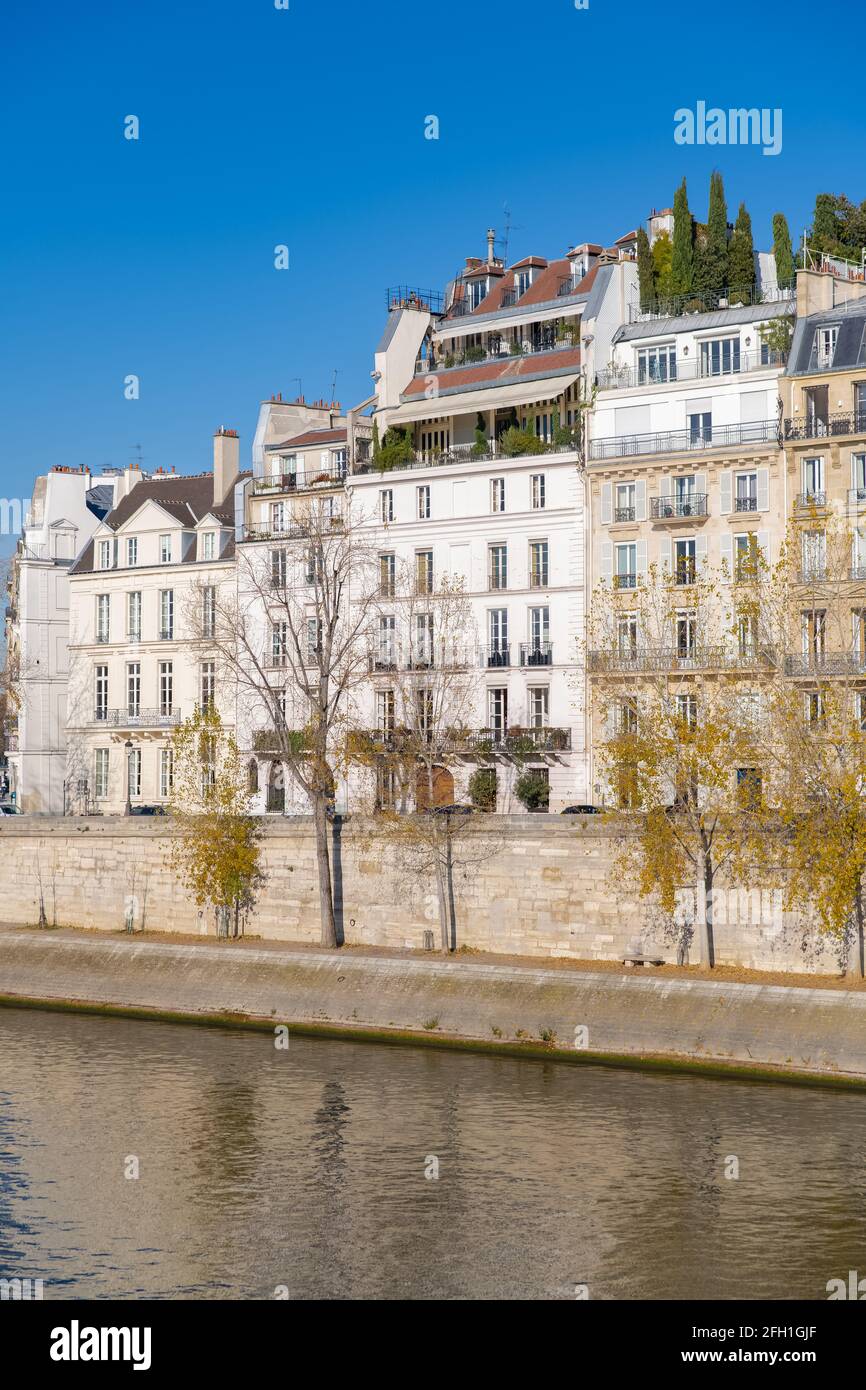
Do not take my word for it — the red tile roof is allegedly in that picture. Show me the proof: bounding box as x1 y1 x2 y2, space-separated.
402 346 581 398
269 428 347 449
511 255 548 270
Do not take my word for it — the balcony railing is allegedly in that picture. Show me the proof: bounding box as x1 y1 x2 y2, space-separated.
784 412 866 441
794 491 827 510
94 707 180 728
784 652 866 677
519 642 553 666
482 644 511 668
589 646 776 674
735 496 758 512
253 469 346 495
589 419 779 461
366 646 472 673
353 725 571 754
355 438 578 476
386 286 444 315
650 493 709 520
849 488 866 507
627 280 794 324
243 516 344 544
796 568 828 584
596 350 786 390
613 572 637 589
415 334 578 376
614 506 635 522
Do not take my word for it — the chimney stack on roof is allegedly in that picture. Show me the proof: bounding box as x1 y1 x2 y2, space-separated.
486 228 496 265
213 426 240 506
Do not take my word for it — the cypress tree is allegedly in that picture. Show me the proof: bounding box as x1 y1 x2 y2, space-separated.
693 171 728 297
812 193 840 250
772 212 795 287
636 227 655 311
670 178 694 298
728 203 756 301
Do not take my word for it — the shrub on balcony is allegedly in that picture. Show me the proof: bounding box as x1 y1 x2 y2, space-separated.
463 344 485 364
468 768 497 812
509 341 522 356
377 427 415 472
500 426 546 457
514 770 550 812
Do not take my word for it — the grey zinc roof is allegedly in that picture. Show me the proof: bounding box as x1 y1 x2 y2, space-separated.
786 304 866 376
615 298 792 344
85 484 115 518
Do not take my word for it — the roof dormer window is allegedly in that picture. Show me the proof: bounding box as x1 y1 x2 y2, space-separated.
202 531 216 561
515 269 533 297
469 279 488 309
126 537 138 567
814 325 839 369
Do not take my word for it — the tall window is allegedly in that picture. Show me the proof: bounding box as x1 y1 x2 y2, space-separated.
96 594 110 643
159 661 173 717
127 591 141 642
527 687 549 728
306 617 321 662
488 687 508 739
159 589 174 640
531 474 546 509
528 606 550 662
160 534 172 564
700 336 740 377
380 489 394 523
617 613 638 656
271 501 286 534
414 612 434 667
734 533 759 582
488 609 508 665
615 483 636 521
94 665 108 721
529 540 549 587
853 454 866 501
126 537 138 567
95 748 109 799
376 689 395 735
674 539 696 585
127 662 141 718
735 472 758 511
801 609 826 659
491 477 505 513
98 540 113 570
803 457 824 500
159 748 174 798
377 615 396 668
271 548 287 588
271 622 288 667
415 550 433 595
200 662 216 709
676 693 698 729
379 553 395 597
688 410 712 444
417 484 431 520
815 325 838 368
802 531 826 580
202 586 216 638
637 343 676 384
128 748 142 799
675 610 697 658
488 544 507 590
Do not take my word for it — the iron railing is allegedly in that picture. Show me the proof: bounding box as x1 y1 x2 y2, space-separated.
783 412 866 441
481 644 511 668
627 281 794 324
735 496 758 512
588 647 776 674
415 334 578 375
784 653 866 677
793 491 827 510
596 350 786 390
589 419 779 461
386 286 444 315
519 642 553 666
354 438 579 476
254 468 346 494
650 493 709 520
614 506 635 522
94 707 180 727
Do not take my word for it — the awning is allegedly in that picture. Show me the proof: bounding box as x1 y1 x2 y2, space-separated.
388 373 581 425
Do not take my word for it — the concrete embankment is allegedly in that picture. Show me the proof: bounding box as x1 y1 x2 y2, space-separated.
1 929 865 1085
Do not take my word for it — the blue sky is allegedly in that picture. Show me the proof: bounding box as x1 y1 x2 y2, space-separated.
1 0 862 553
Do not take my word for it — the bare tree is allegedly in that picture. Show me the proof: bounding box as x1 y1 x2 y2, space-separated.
189 496 379 948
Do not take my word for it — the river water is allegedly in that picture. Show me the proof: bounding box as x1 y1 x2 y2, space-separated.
0 1005 864 1300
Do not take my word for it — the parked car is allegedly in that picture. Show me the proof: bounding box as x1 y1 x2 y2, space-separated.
561 804 602 815
129 804 168 816
0 803 22 815
427 803 472 816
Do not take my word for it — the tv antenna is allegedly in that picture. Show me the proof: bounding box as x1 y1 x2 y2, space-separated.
130 443 144 469
495 203 522 265
330 368 339 403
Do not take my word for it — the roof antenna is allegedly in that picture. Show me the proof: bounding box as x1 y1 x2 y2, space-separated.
495 203 522 265
130 443 143 470
330 368 339 404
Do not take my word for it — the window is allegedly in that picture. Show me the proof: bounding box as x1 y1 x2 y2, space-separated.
376 689 395 736
802 457 825 502
617 613 638 656
95 665 108 721
615 483 636 522
247 759 259 795
515 269 531 298
616 697 638 735
470 278 488 309
159 661 173 717
675 610 697 658
127 662 141 718
95 748 109 799
200 662 216 710
491 477 505 513
801 531 826 580
127 592 141 642
529 540 549 587
853 454 866 502
488 687 508 739
615 543 637 589
676 693 697 729
377 615 396 669
415 686 434 740
736 767 762 809
128 747 141 799
527 606 550 664
700 336 740 377
734 534 759 582
488 544 507 590
801 609 826 660
735 472 758 512
637 343 676 384
332 448 347 475
415 550 433 595
201 586 216 638
160 534 172 564
531 474 546 509
527 687 549 729
202 531 216 561
673 475 696 505
271 548 287 588
379 553 395 598
417 484 431 520
271 622 288 667
159 589 174 640
126 537 138 567
688 411 712 444
159 748 174 799
271 501 286 534
200 736 216 798
815 325 839 369
380 489 394 523
96 594 110 643
98 539 113 570
488 609 509 666
738 612 758 656
805 691 824 725
306 617 321 662
674 539 696 585
414 613 434 667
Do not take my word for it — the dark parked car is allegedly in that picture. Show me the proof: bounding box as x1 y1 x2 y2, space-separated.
0 803 23 815
129 804 168 816
427 803 472 816
561 804 602 815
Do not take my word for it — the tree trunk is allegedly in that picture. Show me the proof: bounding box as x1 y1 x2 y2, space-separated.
432 820 451 953
695 855 715 968
313 792 338 948
851 895 865 978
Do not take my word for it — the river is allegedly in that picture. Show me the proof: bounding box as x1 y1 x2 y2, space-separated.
0 1006 864 1300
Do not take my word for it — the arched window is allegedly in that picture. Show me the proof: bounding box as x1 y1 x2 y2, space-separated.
247 759 259 795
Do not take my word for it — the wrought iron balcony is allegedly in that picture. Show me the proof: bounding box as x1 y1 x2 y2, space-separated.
651 493 709 520
519 642 553 666
613 572 637 590
253 468 346 495
588 646 776 674
735 496 758 512
796 568 828 584
627 280 794 324
589 419 779 461
784 412 866 441
849 488 866 507
596 350 786 390
94 707 180 728
482 644 511 668
614 506 636 523
793 491 827 510
462 726 572 754
784 652 866 677
385 286 444 315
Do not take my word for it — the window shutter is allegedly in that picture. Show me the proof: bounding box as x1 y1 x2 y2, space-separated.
720 471 732 515
660 475 671 497
720 532 733 580
600 541 613 582
694 473 707 500
660 538 672 579
757 529 770 564
757 468 769 512
636 539 648 586
695 534 708 572
601 483 612 525
635 479 647 521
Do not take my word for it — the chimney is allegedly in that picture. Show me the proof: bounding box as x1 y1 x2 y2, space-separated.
486 228 496 265
213 427 240 505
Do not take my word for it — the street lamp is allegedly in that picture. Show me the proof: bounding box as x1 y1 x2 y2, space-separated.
125 739 133 816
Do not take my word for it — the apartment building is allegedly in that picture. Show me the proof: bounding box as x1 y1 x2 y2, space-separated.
4 466 119 812
65 432 245 814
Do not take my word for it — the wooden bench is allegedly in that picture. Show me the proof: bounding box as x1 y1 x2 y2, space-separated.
622 954 665 969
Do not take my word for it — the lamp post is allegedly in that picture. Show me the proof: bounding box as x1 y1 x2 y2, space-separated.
125 739 133 816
